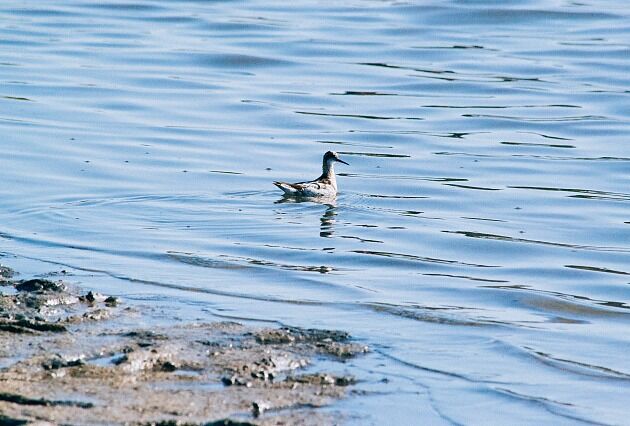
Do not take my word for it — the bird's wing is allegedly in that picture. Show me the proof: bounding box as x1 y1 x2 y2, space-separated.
274 180 321 195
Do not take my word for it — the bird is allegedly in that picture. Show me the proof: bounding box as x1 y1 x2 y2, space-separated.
274 151 349 197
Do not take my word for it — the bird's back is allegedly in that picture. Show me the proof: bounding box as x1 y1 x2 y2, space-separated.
274 178 336 197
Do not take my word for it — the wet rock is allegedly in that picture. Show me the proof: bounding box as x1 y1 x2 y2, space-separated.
15 279 65 293
82 308 110 321
141 421 256 426
254 326 368 358
157 360 178 372
221 375 252 387
104 296 118 307
252 400 270 417
0 323 36 334
254 328 296 344
125 330 168 341
206 421 256 426
290 373 356 387
0 318 67 334
0 265 15 283
255 326 350 344
79 291 109 304
0 414 28 426
83 291 96 303
65 308 112 324
316 340 369 358
0 392 93 408
42 355 85 370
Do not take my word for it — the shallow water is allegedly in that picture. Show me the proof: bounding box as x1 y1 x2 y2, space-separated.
1 0 629 423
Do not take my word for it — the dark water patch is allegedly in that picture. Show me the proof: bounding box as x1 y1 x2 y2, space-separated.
365 303 498 327
8 8 83 17
521 347 630 381
351 250 499 268
462 114 608 122
221 255 341 274
433 152 494 158
358 62 555 84
518 131 574 141
482 284 630 315
411 44 490 50
296 111 423 121
167 252 250 271
337 151 410 158
316 140 394 149
331 91 395 96
422 273 509 283
357 62 455 75
345 130 490 139
2 96 32 102
430 131 490 139
339 172 467 183
169 251 340 274
501 141 576 149
140 15 202 24
565 265 629 276
360 194 428 200
339 235 384 244
461 217 508 223
488 388 606 426
84 2 166 12
510 186 630 201
192 53 292 68
423 104 580 109
446 231 630 254
444 183 502 191
425 8 619 26
435 152 630 162
209 170 243 175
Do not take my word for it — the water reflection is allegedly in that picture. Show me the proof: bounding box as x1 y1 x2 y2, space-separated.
275 195 337 239
320 204 337 239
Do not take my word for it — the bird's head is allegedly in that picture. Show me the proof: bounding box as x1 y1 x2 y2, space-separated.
324 151 349 166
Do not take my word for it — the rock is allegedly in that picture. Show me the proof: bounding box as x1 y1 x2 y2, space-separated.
221 375 251 387
290 373 356 387
0 265 15 283
15 279 65 293
42 355 85 370
252 400 270 417
104 296 118 307
0 318 67 334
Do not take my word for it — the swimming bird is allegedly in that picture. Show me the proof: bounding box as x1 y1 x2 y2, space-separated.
274 151 349 197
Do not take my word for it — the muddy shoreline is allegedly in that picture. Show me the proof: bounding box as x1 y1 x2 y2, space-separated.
0 265 368 425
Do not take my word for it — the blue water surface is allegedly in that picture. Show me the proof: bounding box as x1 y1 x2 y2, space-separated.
1 1 629 423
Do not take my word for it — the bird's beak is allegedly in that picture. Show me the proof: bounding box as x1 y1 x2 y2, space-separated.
337 158 349 165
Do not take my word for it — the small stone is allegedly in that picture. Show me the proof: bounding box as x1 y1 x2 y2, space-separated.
252 401 270 417
104 296 118 307
159 361 178 372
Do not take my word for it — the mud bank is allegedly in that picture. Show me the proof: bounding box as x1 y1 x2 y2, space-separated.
0 266 368 425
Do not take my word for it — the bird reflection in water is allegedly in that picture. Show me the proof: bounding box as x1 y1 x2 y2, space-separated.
274 195 338 238
319 203 337 238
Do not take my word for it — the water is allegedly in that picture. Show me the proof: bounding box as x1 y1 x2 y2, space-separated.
1 0 629 423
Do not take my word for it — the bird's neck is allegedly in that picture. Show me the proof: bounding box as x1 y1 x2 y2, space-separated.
322 161 336 179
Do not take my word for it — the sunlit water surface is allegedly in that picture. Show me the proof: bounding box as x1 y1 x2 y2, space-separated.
1 0 629 423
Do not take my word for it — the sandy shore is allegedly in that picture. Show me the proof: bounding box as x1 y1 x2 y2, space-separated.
0 265 368 425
